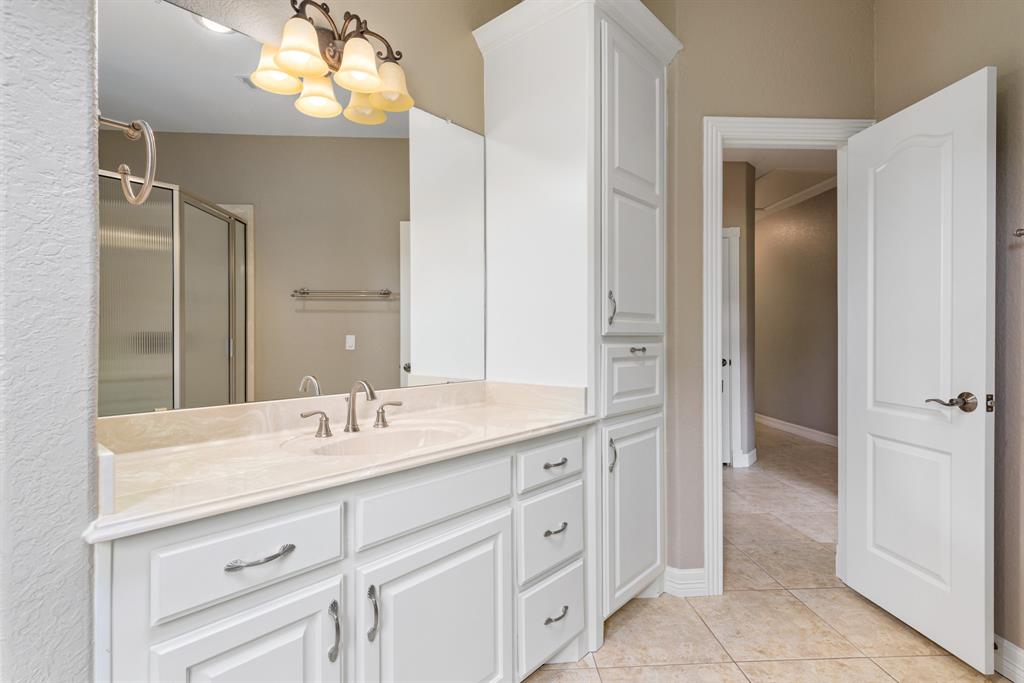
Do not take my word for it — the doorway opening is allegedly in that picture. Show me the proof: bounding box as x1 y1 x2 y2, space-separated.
718 144 842 570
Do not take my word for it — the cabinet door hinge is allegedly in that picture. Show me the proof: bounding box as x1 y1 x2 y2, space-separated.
986 394 995 413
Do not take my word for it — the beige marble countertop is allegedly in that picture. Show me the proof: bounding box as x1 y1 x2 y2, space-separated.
84 383 592 543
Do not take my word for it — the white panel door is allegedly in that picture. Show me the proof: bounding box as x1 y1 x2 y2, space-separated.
356 512 513 683
601 18 665 336
844 67 995 673
149 578 342 683
603 413 664 615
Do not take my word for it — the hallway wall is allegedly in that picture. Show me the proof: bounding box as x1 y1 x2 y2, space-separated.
873 0 1024 649
754 189 838 436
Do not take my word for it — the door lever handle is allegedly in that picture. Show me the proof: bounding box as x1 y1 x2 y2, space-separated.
925 392 978 413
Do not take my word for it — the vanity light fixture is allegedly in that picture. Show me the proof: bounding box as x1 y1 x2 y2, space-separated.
250 0 414 124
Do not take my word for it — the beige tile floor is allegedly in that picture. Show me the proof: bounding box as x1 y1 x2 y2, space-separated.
526 425 1008 682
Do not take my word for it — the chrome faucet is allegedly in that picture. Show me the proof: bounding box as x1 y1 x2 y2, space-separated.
299 375 322 396
345 379 378 432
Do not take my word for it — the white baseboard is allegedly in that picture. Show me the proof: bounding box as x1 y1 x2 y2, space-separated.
663 567 707 597
732 448 757 468
755 413 838 447
997 635 1024 683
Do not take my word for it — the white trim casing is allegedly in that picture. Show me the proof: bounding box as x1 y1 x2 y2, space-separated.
662 567 706 598
702 117 874 596
996 635 1024 683
755 413 838 447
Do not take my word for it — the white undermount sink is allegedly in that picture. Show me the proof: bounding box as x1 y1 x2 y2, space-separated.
284 422 474 457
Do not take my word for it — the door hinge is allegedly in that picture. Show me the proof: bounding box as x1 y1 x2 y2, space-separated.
986 393 995 412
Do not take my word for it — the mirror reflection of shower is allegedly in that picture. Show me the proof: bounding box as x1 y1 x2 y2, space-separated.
99 172 248 416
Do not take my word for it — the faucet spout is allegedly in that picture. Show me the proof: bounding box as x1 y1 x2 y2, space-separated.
345 379 377 432
299 375 321 396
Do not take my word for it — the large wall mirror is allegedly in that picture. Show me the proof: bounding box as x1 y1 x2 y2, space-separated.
97 0 485 416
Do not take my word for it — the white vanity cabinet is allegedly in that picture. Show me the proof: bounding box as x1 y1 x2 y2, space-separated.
355 512 514 683
601 17 666 337
603 413 664 615
148 578 344 683
476 0 678 634
100 426 592 683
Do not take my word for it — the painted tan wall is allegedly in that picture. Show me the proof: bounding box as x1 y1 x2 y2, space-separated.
722 162 756 455
754 189 838 436
172 0 519 133
874 0 1024 647
100 132 409 402
755 169 834 210
649 0 875 569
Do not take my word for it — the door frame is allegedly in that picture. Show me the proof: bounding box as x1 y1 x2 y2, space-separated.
700 117 873 595
721 227 742 466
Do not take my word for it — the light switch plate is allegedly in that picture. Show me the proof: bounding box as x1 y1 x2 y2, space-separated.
345 335 356 350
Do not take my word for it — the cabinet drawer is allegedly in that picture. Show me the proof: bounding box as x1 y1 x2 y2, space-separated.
150 503 342 624
517 480 583 584
354 455 511 551
516 434 584 494
602 342 664 416
518 559 585 677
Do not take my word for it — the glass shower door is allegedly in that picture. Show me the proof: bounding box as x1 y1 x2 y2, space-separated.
181 198 232 408
98 175 175 416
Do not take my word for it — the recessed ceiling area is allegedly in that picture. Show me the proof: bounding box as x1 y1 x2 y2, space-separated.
724 148 837 212
98 0 408 138
723 147 836 178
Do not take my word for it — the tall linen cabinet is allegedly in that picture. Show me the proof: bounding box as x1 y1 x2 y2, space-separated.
475 0 681 642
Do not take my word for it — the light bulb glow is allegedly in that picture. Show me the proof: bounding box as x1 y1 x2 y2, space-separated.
250 44 303 95
275 17 328 78
295 75 343 118
369 61 414 112
334 36 382 92
344 91 386 125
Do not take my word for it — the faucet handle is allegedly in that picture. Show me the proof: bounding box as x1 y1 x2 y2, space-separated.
300 410 333 438
373 401 403 429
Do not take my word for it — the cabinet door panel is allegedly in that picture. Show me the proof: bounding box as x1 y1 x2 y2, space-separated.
149 578 342 683
357 513 513 683
604 414 664 615
602 18 665 336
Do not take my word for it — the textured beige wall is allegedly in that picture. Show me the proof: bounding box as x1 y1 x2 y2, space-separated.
722 162 756 454
874 0 1024 647
755 169 834 210
100 132 409 402
754 189 838 435
653 0 875 569
171 0 519 133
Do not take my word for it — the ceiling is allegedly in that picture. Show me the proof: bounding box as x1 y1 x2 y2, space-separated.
722 148 836 178
98 0 409 138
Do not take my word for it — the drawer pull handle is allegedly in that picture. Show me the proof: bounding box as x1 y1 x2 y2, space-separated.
367 585 380 642
223 543 296 572
544 605 569 625
543 457 568 470
608 437 618 473
608 290 617 326
328 599 341 663
629 346 647 354
544 521 569 537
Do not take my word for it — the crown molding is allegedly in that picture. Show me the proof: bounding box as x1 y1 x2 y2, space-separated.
474 0 681 65
595 0 681 65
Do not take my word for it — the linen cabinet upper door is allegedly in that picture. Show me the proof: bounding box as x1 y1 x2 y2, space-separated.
601 18 665 336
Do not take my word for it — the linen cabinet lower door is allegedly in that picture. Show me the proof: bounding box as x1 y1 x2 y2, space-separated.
356 512 514 683
147 578 343 683
603 414 664 616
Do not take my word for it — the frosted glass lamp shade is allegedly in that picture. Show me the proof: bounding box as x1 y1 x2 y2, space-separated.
275 17 328 77
250 44 303 95
344 91 386 125
295 76 343 118
369 61 414 112
335 36 382 92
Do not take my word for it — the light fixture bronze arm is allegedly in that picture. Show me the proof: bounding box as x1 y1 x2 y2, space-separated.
288 0 403 65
